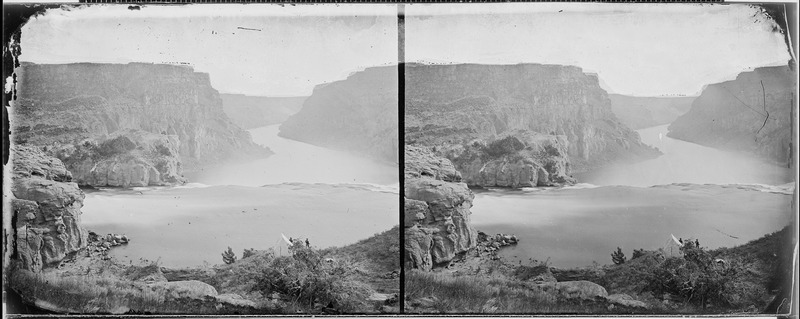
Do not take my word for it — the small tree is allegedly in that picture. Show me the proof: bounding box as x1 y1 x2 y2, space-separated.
611 247 627 265
222 246 237 264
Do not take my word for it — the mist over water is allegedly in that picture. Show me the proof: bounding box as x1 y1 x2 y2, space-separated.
81 124 398 268
187 124 398 187
472 125 794 268
576 125 792 187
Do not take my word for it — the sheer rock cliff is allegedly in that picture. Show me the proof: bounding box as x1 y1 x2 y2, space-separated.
405 146 477 271
8 145 88 272
405 63 660 186
279 66 398 163
668 65 795 166
12 62 270 184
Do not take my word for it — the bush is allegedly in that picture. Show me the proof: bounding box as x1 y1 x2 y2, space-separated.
253 242 372 313
646 244 761 310
222 247 237 264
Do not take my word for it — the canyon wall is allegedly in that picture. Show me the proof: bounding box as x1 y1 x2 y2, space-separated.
404 146 477 270
668 65 795 166
12 62 270 180
609 94 695 130
221 94 306 129
279 66 398 163
7 145 88 272
405 63 660 182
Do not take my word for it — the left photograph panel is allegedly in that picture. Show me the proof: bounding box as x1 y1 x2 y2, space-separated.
3 4 400 314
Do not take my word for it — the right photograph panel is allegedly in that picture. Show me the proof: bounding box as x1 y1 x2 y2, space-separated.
403 3 797 314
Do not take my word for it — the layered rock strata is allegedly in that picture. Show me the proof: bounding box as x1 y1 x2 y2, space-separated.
12 62 270 178
9 145 88 272
405 63 660 181
668 65 795 166
279 66 398 163
404 146 477 270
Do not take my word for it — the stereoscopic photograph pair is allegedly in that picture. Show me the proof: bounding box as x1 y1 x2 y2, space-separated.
2 2 797 316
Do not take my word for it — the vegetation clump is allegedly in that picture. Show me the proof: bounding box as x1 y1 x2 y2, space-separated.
221 247 237 264
611 247 627 265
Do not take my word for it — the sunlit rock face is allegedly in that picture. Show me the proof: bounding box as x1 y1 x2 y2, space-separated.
668 65 795 166
405 63 660 178
279 66 398 163
9 145 88 272
436 132 574 188
13 62 270 174
48 129 185 187
404 146 477 271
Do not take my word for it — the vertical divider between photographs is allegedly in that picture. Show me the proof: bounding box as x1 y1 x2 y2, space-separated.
397 3 406 314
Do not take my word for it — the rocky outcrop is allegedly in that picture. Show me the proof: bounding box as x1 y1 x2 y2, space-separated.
668 65 795 166
47 129 185 187
405 63 660 178
437 132 574 188
279 66 398 163
404 146 477 270
13 62 270 175
221 94 306 129
609 94 695 130
9 145 88 272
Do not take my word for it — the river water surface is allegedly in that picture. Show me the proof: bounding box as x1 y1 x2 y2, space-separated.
81 124 398 268
472 125 794 268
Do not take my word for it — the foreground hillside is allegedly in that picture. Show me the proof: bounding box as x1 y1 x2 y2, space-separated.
668 65 795 166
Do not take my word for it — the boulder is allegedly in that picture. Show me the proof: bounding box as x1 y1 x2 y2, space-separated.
215 293 257 308
607 293 650 309
151 280 218 301
534 280 608 301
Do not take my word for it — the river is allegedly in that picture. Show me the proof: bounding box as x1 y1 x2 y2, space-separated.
81 124 399 268
471 125 794 268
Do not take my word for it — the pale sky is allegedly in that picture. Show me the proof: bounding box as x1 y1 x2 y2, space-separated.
19 4 398 96
406 3 793 96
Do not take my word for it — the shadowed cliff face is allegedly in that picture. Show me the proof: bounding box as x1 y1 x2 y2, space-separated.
404 146 477 271
8 145 88 272
279 66 398 163
13 62 270 172
404 63 660 176
668 65 795 166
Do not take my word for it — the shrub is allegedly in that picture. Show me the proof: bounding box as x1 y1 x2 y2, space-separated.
632 249 646 260
646 244 761 310
611 247 627 265
222 247 237 264
253 242 372 313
